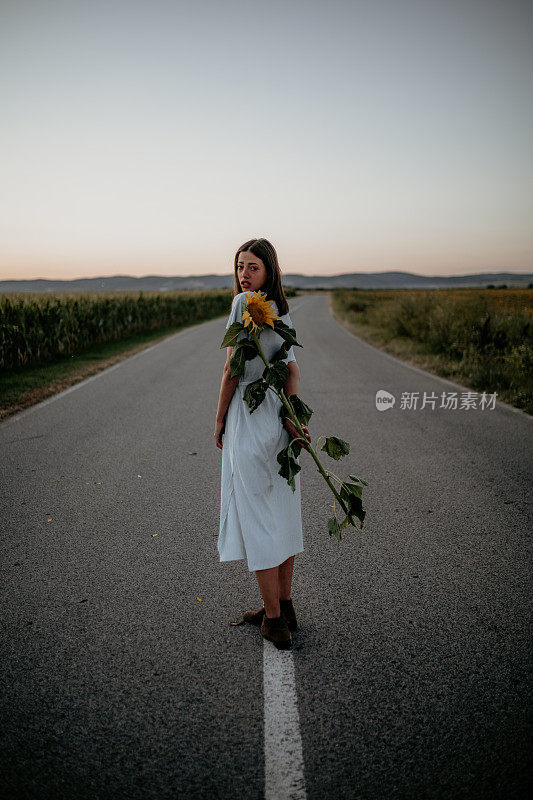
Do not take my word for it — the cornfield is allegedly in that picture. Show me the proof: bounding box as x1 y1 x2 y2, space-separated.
0 290 233 371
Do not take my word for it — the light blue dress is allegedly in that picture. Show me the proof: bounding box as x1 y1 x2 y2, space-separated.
218 292 304 571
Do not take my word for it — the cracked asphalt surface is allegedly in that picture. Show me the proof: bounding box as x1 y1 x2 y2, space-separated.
1 292 531 799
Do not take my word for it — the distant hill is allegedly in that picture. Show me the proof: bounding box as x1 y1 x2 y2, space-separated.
0 270 531 293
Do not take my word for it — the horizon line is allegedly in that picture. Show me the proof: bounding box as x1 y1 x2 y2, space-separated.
1 267 533 282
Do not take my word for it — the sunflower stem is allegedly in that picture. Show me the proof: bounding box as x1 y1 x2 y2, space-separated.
251 329 356 526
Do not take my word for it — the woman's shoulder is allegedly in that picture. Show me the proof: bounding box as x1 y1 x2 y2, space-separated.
231 291 253 306
230 291 289 320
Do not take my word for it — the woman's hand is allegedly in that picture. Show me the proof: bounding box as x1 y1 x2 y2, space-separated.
284 416 312 452
214 418 226 450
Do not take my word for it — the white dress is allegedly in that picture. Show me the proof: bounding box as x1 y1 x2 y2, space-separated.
218 291 304 571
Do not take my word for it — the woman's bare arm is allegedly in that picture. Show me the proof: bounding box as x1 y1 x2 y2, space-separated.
283 361 300 397
216 347 240 423
214 348 239 449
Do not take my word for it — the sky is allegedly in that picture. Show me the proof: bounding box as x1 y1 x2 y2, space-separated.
1 0 532 280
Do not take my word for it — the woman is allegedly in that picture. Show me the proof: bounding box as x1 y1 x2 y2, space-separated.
214 238 311 650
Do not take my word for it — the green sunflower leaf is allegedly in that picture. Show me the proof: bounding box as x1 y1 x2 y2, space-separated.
263 361 289 392
243 379 268 413
276 442 301 492
289 394 313 426
339 480 366 525
347 474 368 487
328 516 341 539
220 322 246 349
229 340 258 377
270 341 291 363
272 320 303 348
321 436 350 460
287 438 303 458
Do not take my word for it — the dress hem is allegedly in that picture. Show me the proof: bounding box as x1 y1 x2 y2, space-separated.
219 546 304 572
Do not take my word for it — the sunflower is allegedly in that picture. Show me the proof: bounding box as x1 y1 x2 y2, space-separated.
241 290 279 335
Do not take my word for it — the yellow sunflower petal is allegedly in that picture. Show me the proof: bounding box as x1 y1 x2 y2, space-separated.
242 291 280 333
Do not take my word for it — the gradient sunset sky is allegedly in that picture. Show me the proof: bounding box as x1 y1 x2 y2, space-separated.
1 0 532 280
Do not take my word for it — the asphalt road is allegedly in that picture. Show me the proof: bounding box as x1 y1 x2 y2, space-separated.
1 292 531 799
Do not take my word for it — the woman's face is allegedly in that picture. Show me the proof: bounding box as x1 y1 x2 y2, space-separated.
237 250 267 293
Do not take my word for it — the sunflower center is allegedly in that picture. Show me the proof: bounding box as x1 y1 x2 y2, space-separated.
249 302 268 325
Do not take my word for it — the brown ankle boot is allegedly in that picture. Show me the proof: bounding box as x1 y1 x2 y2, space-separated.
260 613 292 650
279 598 298 631
242 606 265 625
243 601 297 630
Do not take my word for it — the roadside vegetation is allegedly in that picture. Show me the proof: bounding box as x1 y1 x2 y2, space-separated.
0 286 298 420
0 289 233 419
2 284 528 419
330 287 533 415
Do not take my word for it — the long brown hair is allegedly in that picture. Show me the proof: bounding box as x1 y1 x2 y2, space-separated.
232 238 290 316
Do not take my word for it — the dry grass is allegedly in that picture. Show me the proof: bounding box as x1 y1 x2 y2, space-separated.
330 287 533 415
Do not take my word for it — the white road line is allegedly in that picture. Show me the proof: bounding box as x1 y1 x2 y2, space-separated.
263 641 307 800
